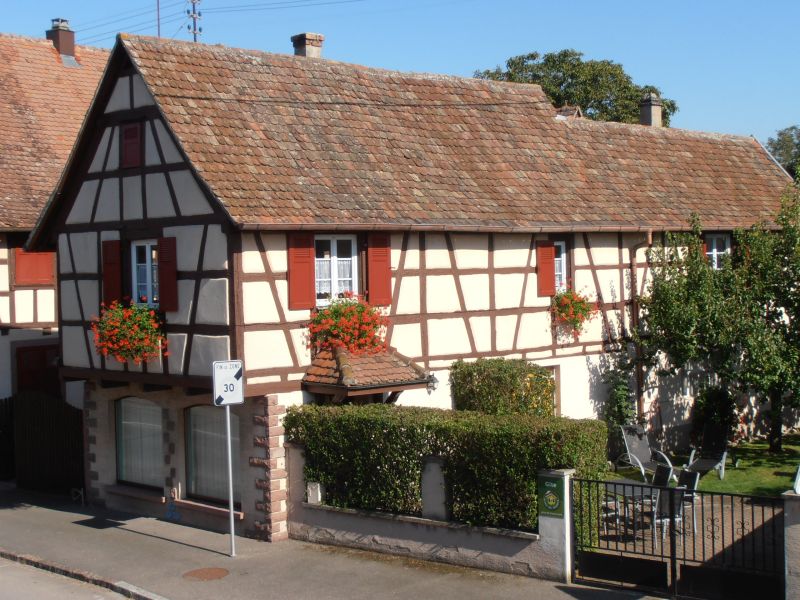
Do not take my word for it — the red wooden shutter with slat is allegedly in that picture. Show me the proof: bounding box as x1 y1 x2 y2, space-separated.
701 241 708 259
367 233 391 306
121 123 141 169
157 237 178 312
102 240 122 305
14 248 54 285
536 241 556 297
288 233 315 310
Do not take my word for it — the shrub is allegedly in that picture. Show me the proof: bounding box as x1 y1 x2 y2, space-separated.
449 358 555 416
91 300 167 364
285 404 607 531
692 386 737 440
307 294 388 355
601 361 636 456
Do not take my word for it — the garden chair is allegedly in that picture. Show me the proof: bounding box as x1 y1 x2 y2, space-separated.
677 469 701 533
646 486 686 548
685 422 729 480
617 425 676 482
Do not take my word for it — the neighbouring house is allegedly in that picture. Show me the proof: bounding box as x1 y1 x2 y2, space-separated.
28 33 790 538
0 20 106 399
0 20 107 489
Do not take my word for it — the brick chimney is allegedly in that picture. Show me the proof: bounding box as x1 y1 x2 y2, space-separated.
46 18 75 57
291 33 324 58
639 92 663 127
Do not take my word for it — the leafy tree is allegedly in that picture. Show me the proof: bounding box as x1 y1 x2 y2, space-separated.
766 125 800 178
641 186 800 451
475 49 678 125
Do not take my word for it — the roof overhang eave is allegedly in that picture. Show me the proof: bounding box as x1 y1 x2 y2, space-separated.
237 222 767 234
302 379 432 397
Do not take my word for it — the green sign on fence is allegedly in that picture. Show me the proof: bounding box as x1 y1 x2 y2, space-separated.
537 474 564 519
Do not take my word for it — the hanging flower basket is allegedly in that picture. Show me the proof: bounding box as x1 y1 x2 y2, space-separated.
551 288 597 338
91 300 168 364
307 293 389 355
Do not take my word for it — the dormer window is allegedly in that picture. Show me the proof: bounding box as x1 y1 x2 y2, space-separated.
121 123 142 169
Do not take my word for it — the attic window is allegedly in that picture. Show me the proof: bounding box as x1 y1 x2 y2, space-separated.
121 123 142 169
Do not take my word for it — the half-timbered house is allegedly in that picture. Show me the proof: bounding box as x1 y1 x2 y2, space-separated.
29 33 791 539
0 21 106 399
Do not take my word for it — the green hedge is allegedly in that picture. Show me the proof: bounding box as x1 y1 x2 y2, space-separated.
449 358 555 416
285 404 607 531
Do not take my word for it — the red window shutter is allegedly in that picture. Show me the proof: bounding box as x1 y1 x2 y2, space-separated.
701 240 708 259
121 123 142 169
288 233 315 310
13 249 54 285
157 237 178 312
102 240 122 305
367 234 392 306
536 242 556 297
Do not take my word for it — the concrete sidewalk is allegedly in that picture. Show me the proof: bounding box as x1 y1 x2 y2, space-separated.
0 486 655 600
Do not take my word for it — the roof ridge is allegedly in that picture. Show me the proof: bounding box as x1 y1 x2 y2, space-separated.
562 115 756 143
120 34 550 98
0 32 108 53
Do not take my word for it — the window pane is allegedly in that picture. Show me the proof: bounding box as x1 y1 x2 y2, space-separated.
136 245 147 264
116 397 163 488
315 239 331 259
187 406 240 503
316 258 332 300
337 239 353 258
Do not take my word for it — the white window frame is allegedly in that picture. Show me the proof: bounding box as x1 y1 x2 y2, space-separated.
130 239 159 306
705 234 731 270
553 240 568 292
314 234 358 307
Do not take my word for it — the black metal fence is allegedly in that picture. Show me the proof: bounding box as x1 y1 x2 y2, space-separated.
572 477 784 599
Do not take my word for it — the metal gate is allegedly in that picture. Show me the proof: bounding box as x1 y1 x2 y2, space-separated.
13 390 84 493
572 478 784 599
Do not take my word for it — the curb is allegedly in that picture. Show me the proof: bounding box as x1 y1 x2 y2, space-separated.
0 548 169 600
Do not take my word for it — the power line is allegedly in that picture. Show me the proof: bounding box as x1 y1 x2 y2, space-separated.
73 0 185 32
78 10 186 44
79 13 187 45
202 0 365 14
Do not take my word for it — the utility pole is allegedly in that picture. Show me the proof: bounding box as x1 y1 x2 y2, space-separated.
156 0 161 38
187 0 202 42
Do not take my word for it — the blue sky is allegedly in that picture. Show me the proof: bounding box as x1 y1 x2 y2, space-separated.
5 0 798 142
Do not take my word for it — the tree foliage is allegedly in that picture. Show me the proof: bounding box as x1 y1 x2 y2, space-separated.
475 49 678 126
766 125 800 178
641 186 800 451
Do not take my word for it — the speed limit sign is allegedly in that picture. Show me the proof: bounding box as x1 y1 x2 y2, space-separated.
212 360 244 406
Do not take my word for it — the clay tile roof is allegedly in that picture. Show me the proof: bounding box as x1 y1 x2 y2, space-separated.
0 34 107 230
303 347 431 389
118 35 790 232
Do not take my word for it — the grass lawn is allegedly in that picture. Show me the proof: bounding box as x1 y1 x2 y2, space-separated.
696 433 800 497
607 434 800 497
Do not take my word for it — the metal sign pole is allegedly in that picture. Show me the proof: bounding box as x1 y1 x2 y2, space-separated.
225 404 236 557
213 359 244 559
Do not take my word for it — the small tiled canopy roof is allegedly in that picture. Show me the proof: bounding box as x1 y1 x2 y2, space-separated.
303 347 434 398
0 34 107 230
113 35 791 232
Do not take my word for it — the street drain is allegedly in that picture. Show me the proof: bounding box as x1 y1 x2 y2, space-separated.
182 567 230 581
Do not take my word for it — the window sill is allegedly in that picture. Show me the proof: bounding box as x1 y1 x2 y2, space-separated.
174 498 244 521
106 484 166 504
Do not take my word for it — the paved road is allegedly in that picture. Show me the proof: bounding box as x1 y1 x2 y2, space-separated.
0 487 657 600
0 558 125 600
